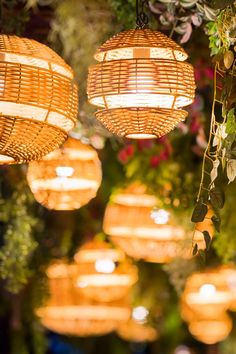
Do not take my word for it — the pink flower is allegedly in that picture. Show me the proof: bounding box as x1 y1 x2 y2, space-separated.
190 115 201 134
118 149 129 164
204 67 214 80
137 139 154 151
125 144 135 157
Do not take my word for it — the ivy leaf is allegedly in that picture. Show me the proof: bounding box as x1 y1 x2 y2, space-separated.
211 215 221 232
192 243 198 256
191 201 208 222
209 188 225 209
226 108 236 134
203 230 212 250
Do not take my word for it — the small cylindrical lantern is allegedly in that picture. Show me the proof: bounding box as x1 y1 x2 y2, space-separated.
103 183 190 262
27 137 102 210
188 313 232 345
182 269 232 318
116 320 158 342
37 261 131 337
0 35 78 163
74 240 138 302
88 29 195 139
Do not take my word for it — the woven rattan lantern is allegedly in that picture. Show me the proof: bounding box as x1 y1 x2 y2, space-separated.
37 261 131 337
0 35 78 164
116 319 158 342
182 269 232 318
87 29 195 139
27 137 102 210
103 183 190 262
74 240 138 302
188 313 232 345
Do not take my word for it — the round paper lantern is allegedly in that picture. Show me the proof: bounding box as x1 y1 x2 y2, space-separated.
87 29 195 139
103 183 190 262
188 313 232 345
0 35 78 164
183 269 232 318
37 261 131 337
116 319 158 342
27 137 102 210
74 240 138 302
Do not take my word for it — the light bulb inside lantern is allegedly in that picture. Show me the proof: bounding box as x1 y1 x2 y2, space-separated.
55 166 74 178
199 283 216 299
95 258 116 274
76 280 88 288
150 209 170 225
132 306 149 323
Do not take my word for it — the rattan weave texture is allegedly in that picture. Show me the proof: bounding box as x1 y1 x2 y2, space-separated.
0 35 78 163
88 28 195 139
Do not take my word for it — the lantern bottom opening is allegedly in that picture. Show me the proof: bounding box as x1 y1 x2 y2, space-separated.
0 116 67 164
126 133 157 139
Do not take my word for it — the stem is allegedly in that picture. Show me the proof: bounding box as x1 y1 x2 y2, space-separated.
196 65 217 202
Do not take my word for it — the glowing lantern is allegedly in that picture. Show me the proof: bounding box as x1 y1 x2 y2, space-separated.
218 265 236 311
117 320 158 342
188 313 232 345
74 240 138 302
0 35 78 164
37 261 131 337
27 137 102 210
87 29 195 139
103 183 190 262
182 269 232 318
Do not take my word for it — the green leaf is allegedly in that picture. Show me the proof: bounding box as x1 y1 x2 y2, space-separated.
191 201 208 222
226 108 236 134
211 215 221 232
209 188 225 209
192 243 198 256
203 230 212 250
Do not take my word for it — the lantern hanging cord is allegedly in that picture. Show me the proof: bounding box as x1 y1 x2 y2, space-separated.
136 0 149 29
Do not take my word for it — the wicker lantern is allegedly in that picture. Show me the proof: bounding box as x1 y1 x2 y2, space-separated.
188 313 232 345
27 137 102 210
74 240 138 302
0 35 78 164
103 183 190 262
116 319 158 342
87 29 195 139
182 269 232 318
37 261 131 337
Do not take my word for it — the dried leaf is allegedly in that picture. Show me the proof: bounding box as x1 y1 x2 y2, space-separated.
203 230 212 250
227 159 236 183
224 50 234 70
209 188 225 209
210 159 220 183
191 201 208 222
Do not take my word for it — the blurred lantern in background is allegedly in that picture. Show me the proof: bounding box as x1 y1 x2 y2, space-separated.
116 319 158 342
182 269 232 317
181 267 234 345
27 137 102 210
188 313 232 345
74 239 138 302
103 183 190 262
0 35 78 164
37 260 131 337
87 29 195 139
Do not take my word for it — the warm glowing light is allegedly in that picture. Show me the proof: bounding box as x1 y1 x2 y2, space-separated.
174 346 191 354
150 209 170 225
95 258 116 274
132 306 149 323
55 166 75 178
199 283 216 298
88 29 195 139
0 34 78 163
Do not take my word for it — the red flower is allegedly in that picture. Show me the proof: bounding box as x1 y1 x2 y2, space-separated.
150 155 161 168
